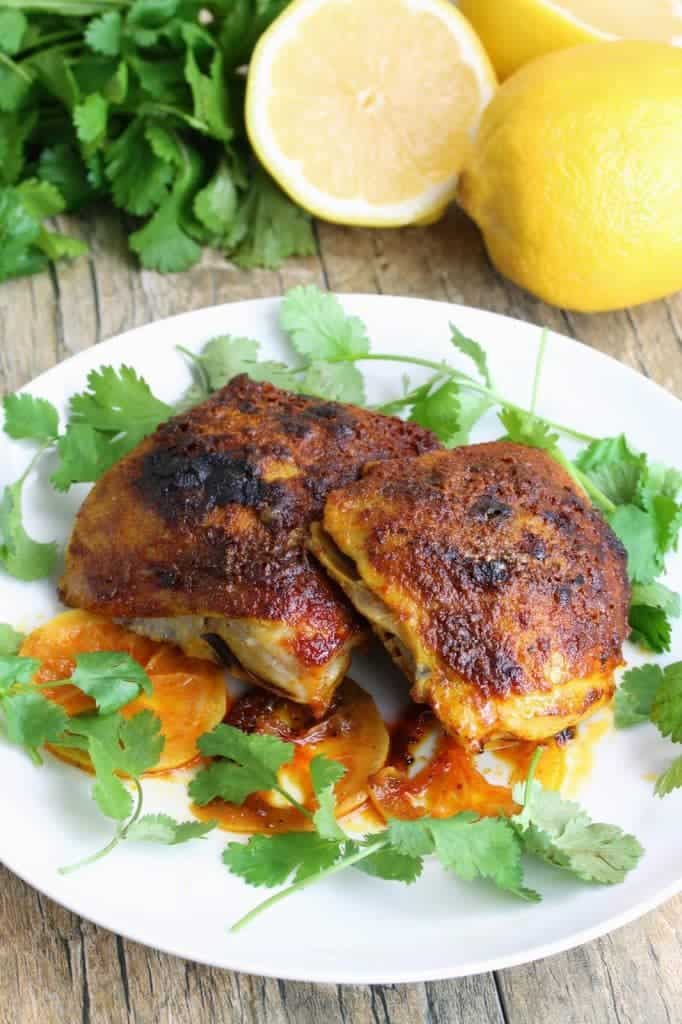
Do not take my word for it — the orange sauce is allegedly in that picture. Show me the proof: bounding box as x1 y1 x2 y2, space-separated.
561 712 612 797
368 708 517 820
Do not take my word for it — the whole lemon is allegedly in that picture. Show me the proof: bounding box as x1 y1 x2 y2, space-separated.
457 41 682 313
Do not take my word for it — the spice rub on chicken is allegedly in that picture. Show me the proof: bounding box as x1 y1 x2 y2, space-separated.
310 441 630 746
59 374 440 715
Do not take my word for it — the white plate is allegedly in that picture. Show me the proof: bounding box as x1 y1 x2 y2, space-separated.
1 296 681 985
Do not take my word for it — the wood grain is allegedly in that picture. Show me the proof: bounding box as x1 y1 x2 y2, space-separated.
1 208 681 1024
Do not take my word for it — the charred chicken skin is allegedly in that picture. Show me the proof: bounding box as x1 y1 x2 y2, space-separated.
59 374 439 715
310 442 630 747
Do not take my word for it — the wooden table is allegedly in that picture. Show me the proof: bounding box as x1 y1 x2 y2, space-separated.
1 205 681 1024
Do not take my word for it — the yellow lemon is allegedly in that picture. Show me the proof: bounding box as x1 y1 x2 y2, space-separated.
458 0 682 80
246 0 496 226
457 41 682 313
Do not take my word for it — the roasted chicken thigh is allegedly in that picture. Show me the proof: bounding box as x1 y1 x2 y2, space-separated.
60 374 439 714
310 442 630 747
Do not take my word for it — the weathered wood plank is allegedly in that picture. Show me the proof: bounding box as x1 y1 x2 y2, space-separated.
1 208 682 1024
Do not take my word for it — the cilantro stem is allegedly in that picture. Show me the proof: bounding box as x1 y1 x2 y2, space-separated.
351 354 596 444
177 345 211 398
530 329 548 416
0 51 33 82
229 837 389 933
271 783 314 820
550 449 616 515
16 441 54 487
58 777 144 875
523 747 545 807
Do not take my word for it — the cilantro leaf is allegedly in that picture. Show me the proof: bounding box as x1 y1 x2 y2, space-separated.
310 754 345 841
0 110 36 186
576 435 645 505
2 393 59 443
0 57 32 114
74 92 108 158
409 379 462 445
389 814 537 900
631 582 680 618
178 336 299 408
116 710 165 776
105 117 173 216
281 285 370 362
227 169 315 270
655 755 682 798
38 144 98 210
608 504 662 585
0 655 39 690
355 845 423 884
512 780 643 884
182 30 232 142
550 821 644 883
449 323 492 387
51 422 127 491
0 624 24 656
0 11 27 55
650 662 682 743
125 813 216 844
628 605 672 654
65 710 164 819
70 651 152 715
69 365 171 447
614 664 664 728
2 689 69 759
301 362 365 405
223 832 342 888
87 736 133 820
190 723 294 806
428 814 536 899
129 139 203 272
628 582 680 653
0 478 58 581
387 818 435 858
498 407 559 451
85 11 122 56
193 160 238 241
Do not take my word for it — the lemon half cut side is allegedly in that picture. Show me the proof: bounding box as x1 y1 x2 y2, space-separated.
246 0 496 227
459 0 682 80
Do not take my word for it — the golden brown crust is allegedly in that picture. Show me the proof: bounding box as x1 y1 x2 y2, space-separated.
319 442 630 745
60 375 440 671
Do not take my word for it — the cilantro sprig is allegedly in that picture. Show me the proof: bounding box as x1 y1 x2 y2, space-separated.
0 631 216 868
198 732 642 931
0 365 173 579
0 1 313 282
615 661 682 797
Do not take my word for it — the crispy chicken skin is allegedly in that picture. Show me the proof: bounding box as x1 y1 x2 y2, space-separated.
310 442 630 747
59 374 439 715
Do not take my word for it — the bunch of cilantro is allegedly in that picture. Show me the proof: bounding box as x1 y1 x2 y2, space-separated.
0 0 314 282
0 623 215 870
188 724 642 930
2 285 681 654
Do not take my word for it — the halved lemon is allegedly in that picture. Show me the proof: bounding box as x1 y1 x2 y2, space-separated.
246 0 496 226
459 0 682 79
